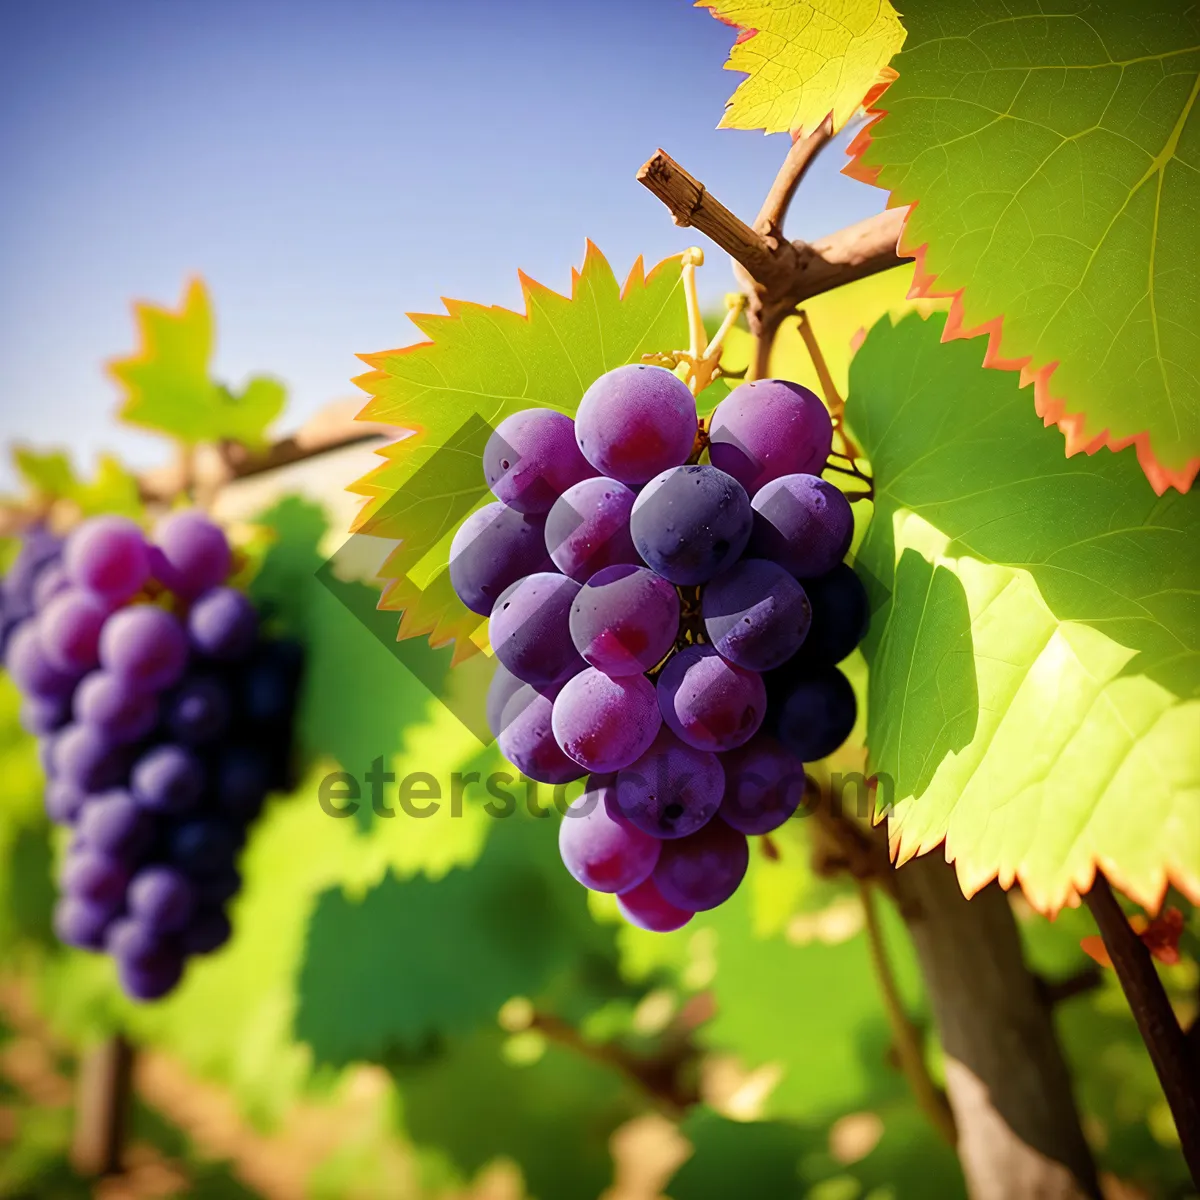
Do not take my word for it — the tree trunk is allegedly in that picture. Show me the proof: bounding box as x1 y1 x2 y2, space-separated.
892 853 1100 1199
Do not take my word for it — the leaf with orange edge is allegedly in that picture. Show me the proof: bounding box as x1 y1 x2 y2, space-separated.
1081 907 1185 969
109 277 286 448
847 0 1200 494
851 313 1199 916
698 0 905 135
348 243 689 660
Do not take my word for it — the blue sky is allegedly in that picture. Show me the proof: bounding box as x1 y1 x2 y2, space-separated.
0 0 887 489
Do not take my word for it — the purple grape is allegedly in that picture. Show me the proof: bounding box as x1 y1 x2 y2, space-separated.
20 692 70 736
38 731 61 776
551 669 661 773
792 564 869 667
131 744 203 815
719 736 808 834
3 526 63 618
5 621 80 699
569 565 679 677
45 778 87 825
611 728 724 840
708 380 833 497
169 819 239 876
187 587 257 661
575 365 697 484
544 477 640 582
99 604 188 692
127 866 197 933
775 666 857 762
240 641 302 726
197 869 240 907
152 510 232 596
61 850 129 909
497 684 586 785
489 572 585 687
164 676 230 744
486 661 527 738
559 780 660 893
182 908 232 955
64 515 150 603
74 670 159 744
630 465 751 585
32 563 69 608
37 588 110 674
119 952 185 1001
77 790 154 860
750 474 853 578
212 745 271 821
484 408 597 513
106 916 173 965
656 644 765 752
616 876 694 933
448 502 552 617
53 724 130 791
653 818 748 912
54 896 114 950
702 560 811 672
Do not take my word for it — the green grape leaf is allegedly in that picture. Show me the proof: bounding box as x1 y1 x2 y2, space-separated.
10 447 142 519
851 312 1200 914
349 243 689 660
109 277 285 448
698 0 906 135
849 0 1200 493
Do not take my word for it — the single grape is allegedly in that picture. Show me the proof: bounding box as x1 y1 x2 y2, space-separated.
630 465 751 585
61 850 129 910
702 559 811 672
119 952 185 1001
37 588 110 674
197 869 240 907
31 563 69 609
164 676 230 744
77 790 154 860
169 819 239 876
544 476 639 582
448 502 551 616
610 728 724 839
486 660 527 738
5 621 80 699
559 781 660 893
131 744 204 815
20 692 70 737
489 572 584 687
54 896 114 950
152 509 232 596
99 604 188 692
64 515 150 602
575 364 697 484
74 669 159 744
551 669 660 773
616 876 693 933
708 380 833 496
497 684 586 785
105 915 173 965
211 745 272 822
718 735 808 835
750 474 853 578
483 408 597 513
127 866 197 933
53 724 130 791
569 564 679 676
187 587 257 661
656 644 765 752
45 778 87 825
791 564 869 667
3 527 63 621
240 640 302 726
182 908 232 955
653 818 748 912
775 666 857 762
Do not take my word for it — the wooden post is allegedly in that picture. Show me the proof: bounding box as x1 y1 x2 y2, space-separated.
71 1034 134 1177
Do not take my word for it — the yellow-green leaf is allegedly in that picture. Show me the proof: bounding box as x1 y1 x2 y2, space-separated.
698 0 906 135
10 447 142 519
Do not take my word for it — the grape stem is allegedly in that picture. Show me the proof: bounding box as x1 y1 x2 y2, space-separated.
1083 873 1200 1183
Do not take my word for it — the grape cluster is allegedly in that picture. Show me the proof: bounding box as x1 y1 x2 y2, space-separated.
1 511 301 999
454 365 869 933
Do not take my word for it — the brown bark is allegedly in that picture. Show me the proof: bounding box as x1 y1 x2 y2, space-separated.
71 1033 134 1177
